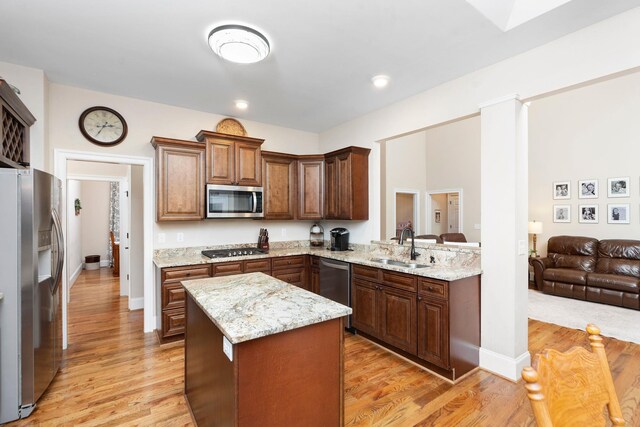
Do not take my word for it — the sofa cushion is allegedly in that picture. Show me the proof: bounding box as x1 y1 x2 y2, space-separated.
587 273 640 294
596 239 640 278
547 236 598 271
543 268 588 286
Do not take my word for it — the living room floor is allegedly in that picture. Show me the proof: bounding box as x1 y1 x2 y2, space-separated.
6 269 640 426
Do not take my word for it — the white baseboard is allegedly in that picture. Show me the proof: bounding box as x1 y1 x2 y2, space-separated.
69 264 83 288
479 348 531 382
129 297 144 311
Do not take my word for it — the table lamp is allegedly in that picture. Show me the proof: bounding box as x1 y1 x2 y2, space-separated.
528 221 543 257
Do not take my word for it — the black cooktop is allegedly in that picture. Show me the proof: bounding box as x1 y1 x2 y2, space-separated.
201 247 268 259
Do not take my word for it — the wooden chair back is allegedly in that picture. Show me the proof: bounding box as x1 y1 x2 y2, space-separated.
522 324 624 426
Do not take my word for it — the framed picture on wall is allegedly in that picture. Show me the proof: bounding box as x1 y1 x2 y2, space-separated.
578 204 598 224
553 205 571 223
608 204 630 224
553 181 570 200
578 179 598 199
434 210 441 223
607 177 629 198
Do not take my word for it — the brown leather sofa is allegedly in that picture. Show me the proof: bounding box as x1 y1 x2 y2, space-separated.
531 235 640 310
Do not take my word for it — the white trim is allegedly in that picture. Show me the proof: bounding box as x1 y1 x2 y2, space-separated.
67 173 127 182
55 148 155 350
425 188 464 234
392 188 421 235
128 297 144 311
479 347 531 382
478 93 521 109
69 263 82 289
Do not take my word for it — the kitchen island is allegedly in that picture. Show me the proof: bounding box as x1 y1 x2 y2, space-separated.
182 272 352 427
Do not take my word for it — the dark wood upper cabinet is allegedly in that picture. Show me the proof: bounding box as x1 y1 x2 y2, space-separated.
0 79 36 169
261 151 297 220
151 137 205 221
196 131 264 186
324 146 370 220
297 155 324 220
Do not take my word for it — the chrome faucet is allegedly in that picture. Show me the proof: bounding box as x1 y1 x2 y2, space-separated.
398 226 419 261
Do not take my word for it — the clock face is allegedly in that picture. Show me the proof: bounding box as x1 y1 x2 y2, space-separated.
79 107 128 146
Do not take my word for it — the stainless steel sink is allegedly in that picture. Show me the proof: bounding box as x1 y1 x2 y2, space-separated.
369 258 430 269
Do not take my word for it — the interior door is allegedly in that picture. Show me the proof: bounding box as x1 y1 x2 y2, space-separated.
119 179 130 298
447 193 459 233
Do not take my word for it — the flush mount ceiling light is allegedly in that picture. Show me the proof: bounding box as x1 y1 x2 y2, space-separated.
371 75 390 88
208 24 270 64
235 99 249 110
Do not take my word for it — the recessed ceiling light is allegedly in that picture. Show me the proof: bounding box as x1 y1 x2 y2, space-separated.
235 100 249 110
372 75 390 88
208 25 270 64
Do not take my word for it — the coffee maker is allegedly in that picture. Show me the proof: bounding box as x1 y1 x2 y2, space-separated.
330 227 350 251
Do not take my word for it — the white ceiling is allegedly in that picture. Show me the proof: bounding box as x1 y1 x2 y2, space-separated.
1 0 639 132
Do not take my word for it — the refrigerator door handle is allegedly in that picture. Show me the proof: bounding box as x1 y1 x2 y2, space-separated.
51 208 65 294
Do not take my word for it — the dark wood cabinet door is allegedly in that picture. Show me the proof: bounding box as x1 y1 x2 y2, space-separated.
310 267 320 294
262 153 296 219
272 268 306 289
352 279 378 336
379 286 417 355
324 156 338 219
336 153 352 219
298 157 324 220
417 297 450 369
205 138 235 185
162 308 186 338
155 141 205 221
235 141 262 186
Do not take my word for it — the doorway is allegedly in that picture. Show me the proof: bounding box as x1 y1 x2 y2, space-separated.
54 149 154 350
393 189 420 238
426 189 463 235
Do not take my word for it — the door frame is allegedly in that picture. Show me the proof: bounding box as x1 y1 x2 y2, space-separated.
66 173 131 302
425 188 464 235
54 149 154 349
392 188 420 236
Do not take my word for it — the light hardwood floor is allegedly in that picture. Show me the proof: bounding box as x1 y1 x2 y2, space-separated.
8 269 640 426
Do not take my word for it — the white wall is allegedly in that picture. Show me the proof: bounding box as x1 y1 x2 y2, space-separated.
0 61 48 170
80 181 110 262
424 116 481 242
67 179 83 285
68 160 130 178
430 194 448 236
46 83 321 248
130 165 144 300
529 70 640 255
384 132 427 238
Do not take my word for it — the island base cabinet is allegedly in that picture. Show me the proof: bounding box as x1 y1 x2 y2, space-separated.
185 294 344 427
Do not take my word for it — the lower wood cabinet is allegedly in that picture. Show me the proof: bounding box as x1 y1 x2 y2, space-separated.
309 256 320 294
351 278 416 354
271 255 309 291
352 265 480 381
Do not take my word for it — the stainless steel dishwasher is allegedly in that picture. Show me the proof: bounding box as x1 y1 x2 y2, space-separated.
318 258 352 330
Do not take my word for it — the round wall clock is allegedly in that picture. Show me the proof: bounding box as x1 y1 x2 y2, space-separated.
79 106 128 146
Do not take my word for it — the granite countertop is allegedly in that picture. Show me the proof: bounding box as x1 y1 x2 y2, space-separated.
182 272 352 344
154 246 481 281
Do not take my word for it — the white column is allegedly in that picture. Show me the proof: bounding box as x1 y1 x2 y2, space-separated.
479 95 530 381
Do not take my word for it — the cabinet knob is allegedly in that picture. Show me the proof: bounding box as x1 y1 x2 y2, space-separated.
186 272 191 277
428 286 434 291
418 296 422 301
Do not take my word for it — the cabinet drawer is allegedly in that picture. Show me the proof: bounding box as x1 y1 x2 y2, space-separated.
418 279 449 300
243 258 272 273
381 271 417 292
212 261 243 277
162 283 185 310
273 268 305 286
162 308 185 338
162 265 211 283
353 264 379 281
272 255 305 270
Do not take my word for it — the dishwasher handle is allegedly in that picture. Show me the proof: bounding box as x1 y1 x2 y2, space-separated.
319 259 350 271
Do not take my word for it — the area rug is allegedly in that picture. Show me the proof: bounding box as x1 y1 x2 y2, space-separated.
528 289 640 344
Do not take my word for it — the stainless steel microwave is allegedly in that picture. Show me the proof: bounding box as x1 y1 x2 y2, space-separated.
206 184 264 218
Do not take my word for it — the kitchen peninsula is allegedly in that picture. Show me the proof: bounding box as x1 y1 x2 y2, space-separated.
182 272 352 427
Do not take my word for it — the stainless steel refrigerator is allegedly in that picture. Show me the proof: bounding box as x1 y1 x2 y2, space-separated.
0 168 64 423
